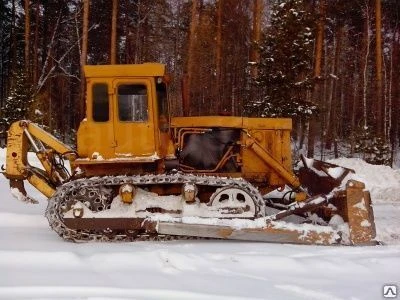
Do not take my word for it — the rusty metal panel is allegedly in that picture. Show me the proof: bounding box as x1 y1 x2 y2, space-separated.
63 217 157 232
157 222 341 245
345 181 377 245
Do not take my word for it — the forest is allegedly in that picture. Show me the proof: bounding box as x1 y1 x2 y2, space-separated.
0 0 399 166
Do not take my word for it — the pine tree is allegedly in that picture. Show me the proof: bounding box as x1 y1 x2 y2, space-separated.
0 0 12 145
0 1 12 106
0 70 33 128
247 0 316 119
354 126 391 165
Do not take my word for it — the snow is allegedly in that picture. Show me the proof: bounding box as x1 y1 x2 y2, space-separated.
64 188 255 219
353 198 367 211
121 184 133 193
34 109 43 116
361 220 372 227
328 214 344 227
264 185 294 200
326 167 345 179
329 157 400 203
91 152 104 160
0 149 399 299
115 152 134 157
10 187 28 202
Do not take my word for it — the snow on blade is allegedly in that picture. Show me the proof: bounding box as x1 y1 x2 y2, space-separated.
325 167 345 179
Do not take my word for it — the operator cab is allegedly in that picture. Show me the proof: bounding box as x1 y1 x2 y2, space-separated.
76 64 174 163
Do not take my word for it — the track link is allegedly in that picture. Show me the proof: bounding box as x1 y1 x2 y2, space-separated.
45 174 265 242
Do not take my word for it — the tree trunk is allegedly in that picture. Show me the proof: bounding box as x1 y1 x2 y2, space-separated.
325 24 343 151
250 0 262 79
80 0 89 121
9 0 17 90
375 0 383 136
110 0 118 64
215 0 222 112
24 0 30 75
391 27 399 166
361 4 370 130
185 0 199 116
134 0 142 63
307 0 325 157
350 72 359 155
33 0 40 86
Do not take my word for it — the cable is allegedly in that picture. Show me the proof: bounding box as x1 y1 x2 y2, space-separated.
281 190 295 203
50 153 71 182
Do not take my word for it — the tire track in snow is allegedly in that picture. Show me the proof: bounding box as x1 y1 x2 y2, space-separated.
275 284 344 300
0 251 82 269
0 286 266 300
0 213 47 228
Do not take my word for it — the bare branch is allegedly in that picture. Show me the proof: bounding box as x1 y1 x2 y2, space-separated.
35 23 98 95
36 14 61 94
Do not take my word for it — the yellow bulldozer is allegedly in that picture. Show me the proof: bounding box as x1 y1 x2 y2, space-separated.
2 63 376 245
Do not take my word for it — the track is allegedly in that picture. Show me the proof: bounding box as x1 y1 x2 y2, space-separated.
45 174 266 242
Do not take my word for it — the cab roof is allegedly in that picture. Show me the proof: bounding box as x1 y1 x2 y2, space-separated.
83 63 166 78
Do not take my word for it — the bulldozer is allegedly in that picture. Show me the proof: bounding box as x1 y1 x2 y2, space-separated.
2 63 376 245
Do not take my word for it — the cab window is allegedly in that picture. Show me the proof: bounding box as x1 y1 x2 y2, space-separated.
92 83 109 122
156 82 169 132
118 84 148 122
157 82 168 116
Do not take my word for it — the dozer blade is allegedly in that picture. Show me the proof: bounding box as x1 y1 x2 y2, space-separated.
296 156 376 245
157 222 341 245
299 154 354 195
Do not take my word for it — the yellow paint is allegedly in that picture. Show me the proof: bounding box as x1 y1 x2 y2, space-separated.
27 122 75 156
112 79 156 157
295 192 308 202
5 122 28 179
119 184 136 204
77 64 173 160
6 64 296 195
5 121 70 198
27 174 55 198
171 116 292 130
84 63 165 78
243 132 300 188
171 116 294 187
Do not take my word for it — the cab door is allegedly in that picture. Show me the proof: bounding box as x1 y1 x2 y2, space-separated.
112 79 156 157
77 79 116 159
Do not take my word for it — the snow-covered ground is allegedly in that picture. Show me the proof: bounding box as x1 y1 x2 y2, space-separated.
0 149 399 300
